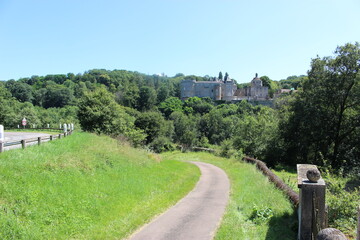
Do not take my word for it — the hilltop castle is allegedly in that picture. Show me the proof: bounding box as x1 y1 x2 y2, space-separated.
180 74 269 101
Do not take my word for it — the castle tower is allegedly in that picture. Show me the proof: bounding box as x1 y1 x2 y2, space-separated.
251 73 263 87
250 73 268 99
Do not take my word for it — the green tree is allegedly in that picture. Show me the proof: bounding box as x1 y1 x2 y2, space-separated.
281 43 360 171
43 85 75 108
184 97 213 115
137 86 157 111
77 88 144 145
117 84 139 108
218 71 223 81
224 72 229 81
157 84 170 103
158 97 183 118
170 112 199 148
134 111 168 144
199 106 238 144
5 80 33 103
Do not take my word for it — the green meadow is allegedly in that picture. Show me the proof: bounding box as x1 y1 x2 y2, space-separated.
0 132 199 239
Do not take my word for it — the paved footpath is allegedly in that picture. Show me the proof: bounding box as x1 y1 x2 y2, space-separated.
129 161 230 240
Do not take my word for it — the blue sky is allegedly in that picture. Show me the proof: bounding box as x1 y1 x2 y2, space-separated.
0 0 359 83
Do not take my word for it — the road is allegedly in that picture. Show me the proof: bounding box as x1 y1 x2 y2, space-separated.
129 161 230 240
3 132 52 150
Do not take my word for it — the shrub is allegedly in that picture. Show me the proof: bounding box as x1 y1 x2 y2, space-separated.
325 173 360 238
149 137 175 153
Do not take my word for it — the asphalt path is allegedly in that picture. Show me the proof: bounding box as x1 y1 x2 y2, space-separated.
129 161 230 240
3 132 52 150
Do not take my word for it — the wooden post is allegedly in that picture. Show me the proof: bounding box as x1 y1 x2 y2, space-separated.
297 164 326 240
357 205 360 240
0 141 3 153
37 137 41 145
50 135 53 141
21 140 26 149
58 134 61 139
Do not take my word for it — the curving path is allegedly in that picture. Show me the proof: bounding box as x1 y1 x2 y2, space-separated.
129 161 230 240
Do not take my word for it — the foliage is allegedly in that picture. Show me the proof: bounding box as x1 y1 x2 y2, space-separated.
5 80 33 103
137 86 157 111
43 85 75 108
260 76 280 98
148 136 175 153
134 111 170 145
184 97 214 115
77 88 145 144
233 107 279 160
170 111 199 148
218 71 223 81
324 172 360 238
279 75 307 90
279 42 360 172
158 97 183 118
218 139 244 159
0 90 77 129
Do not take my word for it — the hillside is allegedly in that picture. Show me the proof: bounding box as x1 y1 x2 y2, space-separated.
0 132 199 239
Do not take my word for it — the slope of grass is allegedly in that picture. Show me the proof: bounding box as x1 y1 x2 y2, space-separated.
0 132 200 239
162 151 297 240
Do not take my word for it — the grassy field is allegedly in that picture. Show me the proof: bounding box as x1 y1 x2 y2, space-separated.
0 132 199 239
161 151 297 240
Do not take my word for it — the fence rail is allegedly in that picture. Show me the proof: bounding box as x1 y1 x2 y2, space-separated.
0 129 73 152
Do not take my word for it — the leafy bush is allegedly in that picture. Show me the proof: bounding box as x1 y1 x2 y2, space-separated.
149 136 175 153
218 139 236 158
218 139 244 159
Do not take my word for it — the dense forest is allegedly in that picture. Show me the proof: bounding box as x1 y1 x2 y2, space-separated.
1 43 359 176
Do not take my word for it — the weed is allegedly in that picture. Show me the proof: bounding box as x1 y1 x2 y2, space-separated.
250 205 274 224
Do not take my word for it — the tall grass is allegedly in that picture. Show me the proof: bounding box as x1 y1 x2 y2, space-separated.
162 151 297 240
0 132 199 239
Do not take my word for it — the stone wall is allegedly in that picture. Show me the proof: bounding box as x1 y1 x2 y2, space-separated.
180 80 236 101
